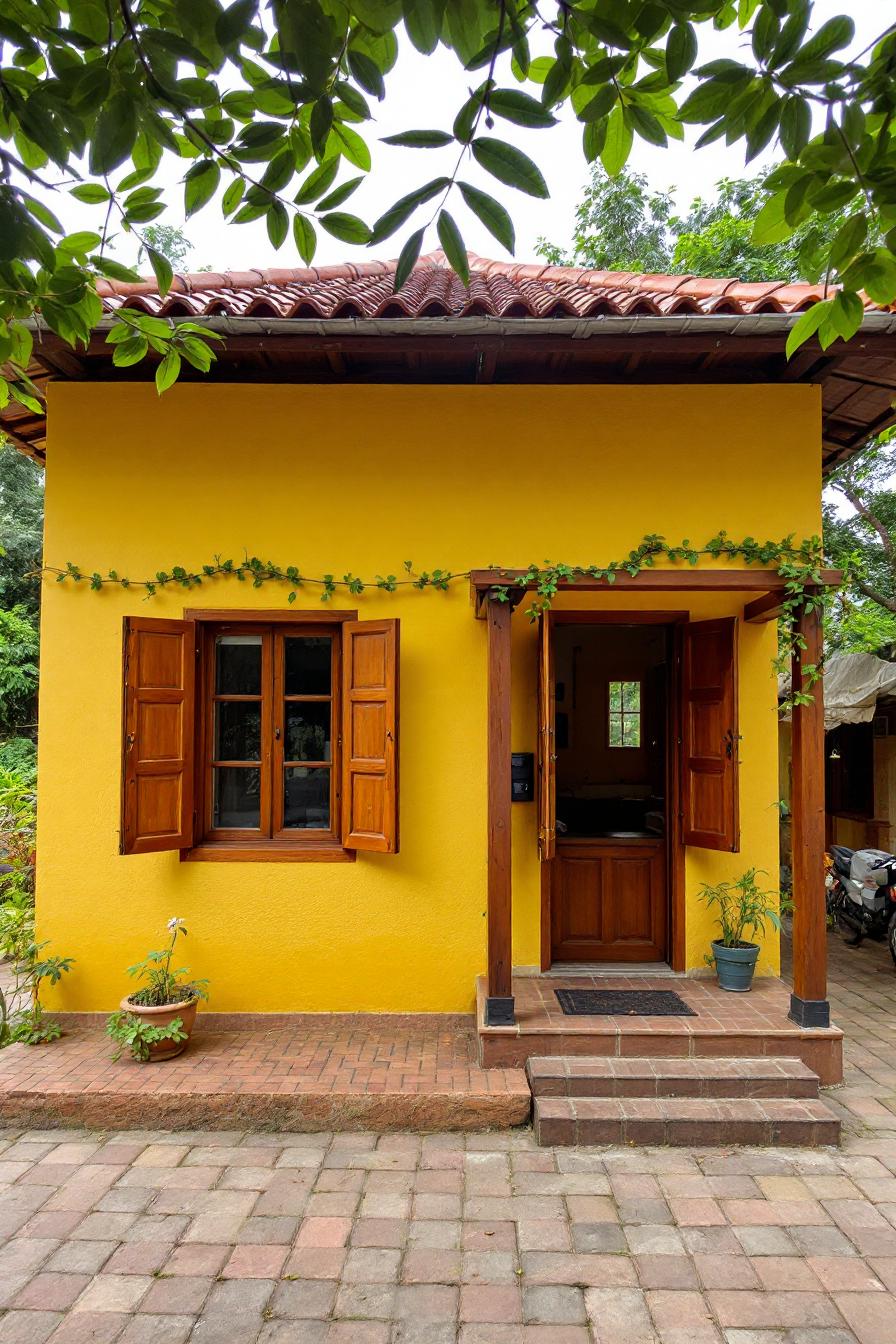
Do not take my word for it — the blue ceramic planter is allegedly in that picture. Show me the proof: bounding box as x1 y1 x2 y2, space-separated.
711 940 760 992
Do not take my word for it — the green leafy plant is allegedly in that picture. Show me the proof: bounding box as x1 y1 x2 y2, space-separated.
124 918 209 1008
40 529 831 711
0 766 36 964
698 869 791 950
106 1010 188 1063
9 944 74 1045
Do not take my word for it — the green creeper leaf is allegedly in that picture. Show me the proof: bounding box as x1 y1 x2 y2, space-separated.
147 247 173 296
470 138 548 199
779 96 811 160
458 182 514 254
436 209 469 284
666 22 697 81
70 182 111 204
293 213 317 265
155 349 181 393
184 160 220 217
369 177 450 244
319 212 371 244
381 129 453 148
394 226 424 292
785 299 831 359
600 106 633 177
488 89 556 130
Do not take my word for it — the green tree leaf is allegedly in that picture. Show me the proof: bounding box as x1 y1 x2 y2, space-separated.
458 182 515 254
436 209 469 284
293 213 317 264
319 212 371 244
394 226 425 291
184 160 220 217
470 137 548 198
381 129 453 148
600 107 633 177
785 299 832 359
488 89 557 129
146 247 173 296
155 348 182 393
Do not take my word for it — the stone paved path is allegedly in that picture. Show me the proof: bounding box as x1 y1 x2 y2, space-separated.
0 928 895 1343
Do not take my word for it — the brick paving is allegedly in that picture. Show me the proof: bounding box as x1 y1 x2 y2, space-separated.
0 927 895 1342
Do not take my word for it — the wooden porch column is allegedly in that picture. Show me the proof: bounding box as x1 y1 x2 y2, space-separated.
485 592 514 1026
789 590 830 1028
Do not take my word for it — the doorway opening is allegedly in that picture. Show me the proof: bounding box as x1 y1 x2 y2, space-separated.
546 618 674 967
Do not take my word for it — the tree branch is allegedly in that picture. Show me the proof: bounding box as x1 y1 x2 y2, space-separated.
836 481 896 561
855 579 896 614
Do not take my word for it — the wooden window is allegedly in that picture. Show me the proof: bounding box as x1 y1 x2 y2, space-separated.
121 613 399 861
608 680 641 747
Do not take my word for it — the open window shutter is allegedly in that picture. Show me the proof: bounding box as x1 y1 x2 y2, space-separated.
342 619 399 853
537 614 556 860
121 617 196 854
681 617 739 852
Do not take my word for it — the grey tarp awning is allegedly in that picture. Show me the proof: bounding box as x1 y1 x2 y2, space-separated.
780 652 896 731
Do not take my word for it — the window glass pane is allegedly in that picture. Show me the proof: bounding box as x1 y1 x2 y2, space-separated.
622 681 640 711
609 715 623 747
622 713 641 747
283 766 330 829
213 767 261 828
285 636 331 695
216 635 262 695
214 702 261 762
285 703 330 762
609 682 622 712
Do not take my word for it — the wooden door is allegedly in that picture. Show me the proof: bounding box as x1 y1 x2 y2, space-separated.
550 839 667 962
681 617 739 851
537 613 556 859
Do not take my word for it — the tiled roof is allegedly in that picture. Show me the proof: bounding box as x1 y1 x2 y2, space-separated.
95 251 879 321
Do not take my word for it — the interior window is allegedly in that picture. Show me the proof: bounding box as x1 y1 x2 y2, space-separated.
608 680 641 747
202 624 339 845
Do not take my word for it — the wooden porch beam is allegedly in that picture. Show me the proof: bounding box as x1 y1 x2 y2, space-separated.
472 568 841 616
789 592 829 1028
485 592 514 1026
743 591 785 623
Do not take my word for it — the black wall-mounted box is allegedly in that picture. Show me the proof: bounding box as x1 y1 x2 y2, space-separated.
511 752 534 802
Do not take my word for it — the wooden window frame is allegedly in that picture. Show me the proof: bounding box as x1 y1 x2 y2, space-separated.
607 678 642 749
184 609 357 863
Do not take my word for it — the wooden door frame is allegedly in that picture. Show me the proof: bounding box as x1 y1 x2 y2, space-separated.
539 610 688 972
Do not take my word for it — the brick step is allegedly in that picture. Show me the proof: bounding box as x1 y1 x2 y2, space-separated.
534 1095 841 1148
527 1055 820 1100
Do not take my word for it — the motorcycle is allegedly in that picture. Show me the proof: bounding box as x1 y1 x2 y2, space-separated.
825 845 896 966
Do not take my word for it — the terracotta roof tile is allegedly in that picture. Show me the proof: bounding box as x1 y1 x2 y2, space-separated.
94 251 893 321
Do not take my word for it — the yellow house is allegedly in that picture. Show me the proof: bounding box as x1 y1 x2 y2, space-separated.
7 252 896 1087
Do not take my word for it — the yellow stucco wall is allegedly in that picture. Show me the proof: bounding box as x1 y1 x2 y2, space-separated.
37 382 821 1012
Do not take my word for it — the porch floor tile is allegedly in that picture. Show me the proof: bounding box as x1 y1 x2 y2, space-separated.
0 1015 531 1133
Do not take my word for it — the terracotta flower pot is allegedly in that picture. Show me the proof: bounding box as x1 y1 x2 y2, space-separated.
120 995 198 1061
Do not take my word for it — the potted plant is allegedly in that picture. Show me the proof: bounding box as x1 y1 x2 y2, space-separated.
699 869 790 992
106 918 208 1061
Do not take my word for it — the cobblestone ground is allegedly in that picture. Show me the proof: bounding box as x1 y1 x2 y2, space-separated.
1 929 895 1344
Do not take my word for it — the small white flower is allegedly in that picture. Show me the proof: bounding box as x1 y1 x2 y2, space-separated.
167 917 184 931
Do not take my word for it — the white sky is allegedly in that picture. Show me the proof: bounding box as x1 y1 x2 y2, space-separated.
61 1 883 274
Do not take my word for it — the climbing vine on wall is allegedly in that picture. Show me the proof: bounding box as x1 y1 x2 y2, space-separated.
38 531 830 710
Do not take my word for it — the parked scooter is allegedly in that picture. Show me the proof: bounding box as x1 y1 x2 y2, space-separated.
825 845 896 965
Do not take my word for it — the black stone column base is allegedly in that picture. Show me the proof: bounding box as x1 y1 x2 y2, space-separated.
484 996 515 1027
788 993 831 1029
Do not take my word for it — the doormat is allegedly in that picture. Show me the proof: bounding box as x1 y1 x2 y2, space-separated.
555 988 697 1017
